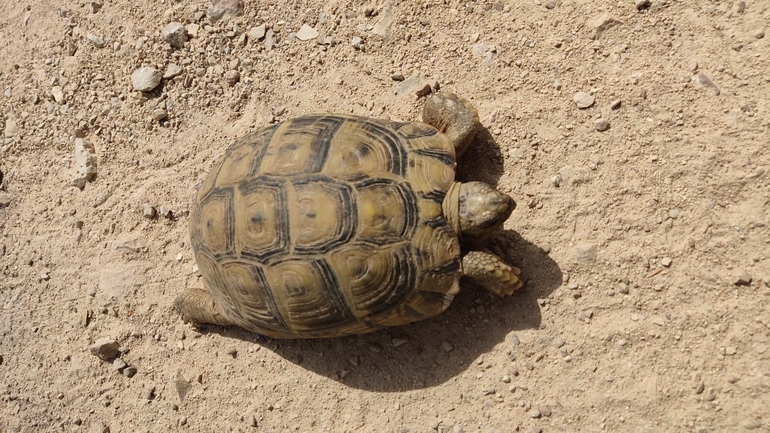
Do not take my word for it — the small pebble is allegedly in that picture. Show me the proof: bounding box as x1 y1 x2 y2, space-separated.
207 0 244 23
226 347 237 357
574 244 598 263
694 381 705 394
249 24 266 40
635 0 651 10
161 22 188 48
573 92 595 109
87 34 106 48
90 338 120 361
511 334 520 346
732 270 752 286
351 36 364 49
164 64 183 80
158 206 172 218
112 358 128 371
660 257 672 267
594 118 609 131
442 341 454 352
51 86 64 103
142 204 156 219
295 24 319 41
529 409 541 418
131 67 162 92
224 70 240 86
502 375 511 383
754 29 765 39
541 407 551 417
152 109 168 121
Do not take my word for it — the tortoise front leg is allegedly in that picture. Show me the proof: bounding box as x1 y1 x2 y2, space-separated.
462 249 523 296
174 288 233 327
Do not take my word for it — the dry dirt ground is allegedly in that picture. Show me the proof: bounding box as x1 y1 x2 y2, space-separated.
1 0 769 432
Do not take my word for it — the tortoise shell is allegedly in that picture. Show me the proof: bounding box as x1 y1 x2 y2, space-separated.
190 114 463 338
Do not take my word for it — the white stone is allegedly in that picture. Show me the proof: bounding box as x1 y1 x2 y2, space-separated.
131 67 162 92
4 119 19 137
573 92 595 109
295 24 318 41
249 24 266 40
161 22 188 48
51 86 65 103
164 63 183 79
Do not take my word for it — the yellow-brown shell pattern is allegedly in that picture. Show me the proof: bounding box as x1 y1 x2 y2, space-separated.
190 115 461 338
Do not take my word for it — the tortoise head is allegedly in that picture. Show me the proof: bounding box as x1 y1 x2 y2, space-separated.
443 181 515 242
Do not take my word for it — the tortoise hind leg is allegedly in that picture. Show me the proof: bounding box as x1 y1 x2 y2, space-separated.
462 249 523 297
422 92 480 157
174 288 233 327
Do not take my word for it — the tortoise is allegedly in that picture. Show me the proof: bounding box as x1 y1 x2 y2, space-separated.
174 91 523 338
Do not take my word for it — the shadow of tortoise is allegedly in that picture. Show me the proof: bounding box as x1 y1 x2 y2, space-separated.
206 230 561 392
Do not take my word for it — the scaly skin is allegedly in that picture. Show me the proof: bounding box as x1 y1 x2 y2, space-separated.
461 249 523 296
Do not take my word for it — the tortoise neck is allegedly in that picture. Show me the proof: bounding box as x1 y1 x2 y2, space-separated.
443 182 463 241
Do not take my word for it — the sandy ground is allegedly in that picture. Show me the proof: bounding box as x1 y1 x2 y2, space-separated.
1 0 769 432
